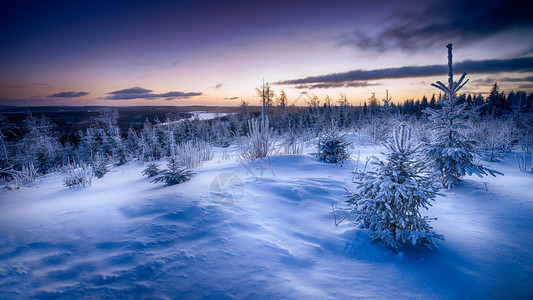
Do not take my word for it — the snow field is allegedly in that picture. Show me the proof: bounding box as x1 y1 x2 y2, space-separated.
1 141 532 299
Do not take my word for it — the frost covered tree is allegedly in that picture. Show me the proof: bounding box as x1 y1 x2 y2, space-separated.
423 44 500 188
78 127 99 162
18 113 60 173
92 153 109 179
347 122 443 250
316 131 350 164
151 156 194 186
0 114 14 169
140 118 163 160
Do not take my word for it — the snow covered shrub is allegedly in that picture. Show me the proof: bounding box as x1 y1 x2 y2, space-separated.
347 123 443 250
358 117 391 145
196 140 213 161
175 140 213 168
92 153 109 179
316 132 350 164
12 162 38 186
151 156 194 186
515 152 533 172
283 134 304 155
410 119 432 145
238 117 276 161
517 114 533 153
471 118 515 161
141 161 160 177
424 44 500 188
64 162 92 188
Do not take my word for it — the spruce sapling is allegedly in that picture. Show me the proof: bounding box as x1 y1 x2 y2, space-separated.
316 132 350 164
142 160 160 177
347 122 443 250
423 44 501 188
151 156 194 186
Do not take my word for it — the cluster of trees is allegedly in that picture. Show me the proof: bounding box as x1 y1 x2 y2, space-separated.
0 82 531 183
381 85 532 117
345 44 526 251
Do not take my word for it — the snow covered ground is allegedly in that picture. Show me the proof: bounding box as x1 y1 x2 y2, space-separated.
1 139 532 299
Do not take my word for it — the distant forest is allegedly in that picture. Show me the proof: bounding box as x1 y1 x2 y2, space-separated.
0 82 532 181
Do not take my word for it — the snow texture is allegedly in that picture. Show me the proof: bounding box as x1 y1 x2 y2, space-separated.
1 140 533 299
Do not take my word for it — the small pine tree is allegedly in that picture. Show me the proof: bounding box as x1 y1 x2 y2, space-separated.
113 136 129 166
92 153 109 179
347 123 443 250
316 132 350 164
151 156 194 186
142 161 160 178
423 44 500 188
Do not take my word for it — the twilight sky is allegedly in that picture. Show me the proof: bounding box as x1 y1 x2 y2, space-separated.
1 0 532 106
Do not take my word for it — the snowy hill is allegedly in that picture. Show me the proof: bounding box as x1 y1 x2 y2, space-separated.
1 145 533 299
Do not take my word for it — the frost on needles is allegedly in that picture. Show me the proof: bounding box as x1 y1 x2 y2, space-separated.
347 122 443 250
423 43 501 188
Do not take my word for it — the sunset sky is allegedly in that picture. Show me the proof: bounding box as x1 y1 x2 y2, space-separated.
1 0 532 106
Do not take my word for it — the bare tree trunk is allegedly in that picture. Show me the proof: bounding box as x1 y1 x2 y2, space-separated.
447 43 454 142
446 43 454 88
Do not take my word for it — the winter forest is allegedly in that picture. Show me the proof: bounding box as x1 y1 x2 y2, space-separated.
1 44 533 298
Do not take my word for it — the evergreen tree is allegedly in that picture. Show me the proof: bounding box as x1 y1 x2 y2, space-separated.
78 127 98 162
421 95 429 110
19 113 60 173
0 114 14 169
151 156 194 186
347 122 443 250
429 94 437 108
111 127 128 165
488 83 502 116
92 153 109 179
141 161 160 178
316 131 350 164
423 44 500 188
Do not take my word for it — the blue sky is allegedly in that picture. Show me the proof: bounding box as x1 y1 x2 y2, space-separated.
1 0 532 106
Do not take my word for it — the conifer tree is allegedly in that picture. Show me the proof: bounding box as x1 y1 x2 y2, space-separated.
151 156 194 186
92 153 109 179
316 131 350 164
347 122 443 250
141 160 160 178
423 44 500 188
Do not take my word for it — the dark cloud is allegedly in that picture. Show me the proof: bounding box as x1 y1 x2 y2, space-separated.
294 81 378 89
48 91 89 98
223 96 239 100
277 57 533 86
501 76 533 82
215 83 223 89
105 87 202 100
337 0 533 52
469 76 533 88
108 87 152 95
